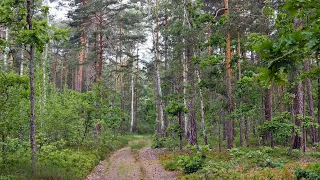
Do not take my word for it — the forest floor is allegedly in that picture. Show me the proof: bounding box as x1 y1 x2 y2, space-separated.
85 137 178 180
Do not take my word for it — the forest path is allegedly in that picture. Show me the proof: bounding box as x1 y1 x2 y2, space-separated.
85 136 178 180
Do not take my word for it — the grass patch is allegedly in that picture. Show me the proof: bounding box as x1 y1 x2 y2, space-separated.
128 138 151 152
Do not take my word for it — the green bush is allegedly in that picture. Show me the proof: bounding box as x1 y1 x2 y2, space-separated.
230 148 283 168
295 162 320 180
151 135 165 148
178 155 205 174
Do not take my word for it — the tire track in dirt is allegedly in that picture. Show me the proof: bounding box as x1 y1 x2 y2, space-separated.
139 147 178 180
85 140 178 180
85 147 141 180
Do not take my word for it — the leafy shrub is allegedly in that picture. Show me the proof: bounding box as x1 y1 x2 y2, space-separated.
151 135 165 148
230 148 283 168
295 162 320 180
309 152 320 158
178 155 205 174
289 149 302 158
200 160 232 177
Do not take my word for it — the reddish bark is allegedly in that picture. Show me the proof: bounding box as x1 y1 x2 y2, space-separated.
225 0 233 149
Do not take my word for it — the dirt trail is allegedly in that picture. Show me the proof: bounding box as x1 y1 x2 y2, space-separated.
85 139 178 180
139 148 177 180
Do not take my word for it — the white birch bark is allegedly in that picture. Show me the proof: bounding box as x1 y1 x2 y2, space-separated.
183 0 190 137
196 69 208 144
155 0 164 133
4 27 9 68
20 46 24 76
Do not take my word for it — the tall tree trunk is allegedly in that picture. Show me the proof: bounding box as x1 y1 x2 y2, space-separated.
237 32 241 80
183 0 189 138
225 0 233 149
196 69 208 145
237 32 243 147
3 27 9 70
77 0 87 93
155 0 164 134
53 52 57 88
64 54 69 89
239 117 243 147
120 28 124 109
98 11 103 81
60 60 63 93
207 23 211 55
187 64 197 146
20 47 24 76
134 49 139 133
318 56 320 142
244 116 249 147
304 60 316 143
115 48 119 93
130 62 134 134
318 77 320 142
26 0 36 174
265 86 273 147
292 80 303 149
178 111 183 151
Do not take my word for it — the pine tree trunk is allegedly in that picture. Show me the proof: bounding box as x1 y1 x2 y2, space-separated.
64 54 68 89
130 64 134 134
60 60 63 93
27 0 36 174
318 78 320 142
237 33 243 147
225 0 233 149
98 12 103 81
304 60 316 143
187 66 197 146
239 117 243 147
53 52 57 88
292 80 303 149
134 49 139 133
178 111 183 151
244 116 249 147
183 0 189 139
77 0 86 93
265 87 273 147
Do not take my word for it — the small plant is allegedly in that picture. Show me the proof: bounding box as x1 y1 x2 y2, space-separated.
151 135 165 148
164 160 179 171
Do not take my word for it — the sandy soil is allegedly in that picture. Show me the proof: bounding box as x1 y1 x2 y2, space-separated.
85 142 178 180
139 147 178 180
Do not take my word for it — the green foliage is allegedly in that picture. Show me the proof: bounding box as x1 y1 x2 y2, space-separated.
176 145 208 174
230 148 284 168
151 135 165 148
199 160 233 179
164 159 179 171
259 112 293 144
165 101 188 116
295 162 320 180
178 154 205 174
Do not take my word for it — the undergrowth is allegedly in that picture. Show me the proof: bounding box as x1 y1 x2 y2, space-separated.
0 135 133 180
158 145 319 180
